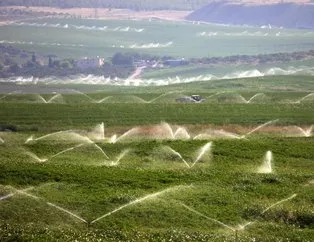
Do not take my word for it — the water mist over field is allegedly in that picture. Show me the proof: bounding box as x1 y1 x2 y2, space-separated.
1 66 313 86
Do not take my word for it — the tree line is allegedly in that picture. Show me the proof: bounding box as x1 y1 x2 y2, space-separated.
2 44 313 78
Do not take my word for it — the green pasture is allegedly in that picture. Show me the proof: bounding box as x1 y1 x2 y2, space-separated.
1 18 314 59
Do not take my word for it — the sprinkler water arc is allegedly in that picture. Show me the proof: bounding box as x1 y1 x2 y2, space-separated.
180 193 297 241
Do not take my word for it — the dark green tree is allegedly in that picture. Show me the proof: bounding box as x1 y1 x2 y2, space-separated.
111 52 133 66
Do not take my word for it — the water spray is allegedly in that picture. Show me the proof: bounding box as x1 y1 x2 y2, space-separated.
91 185 191 224
180 193 297 241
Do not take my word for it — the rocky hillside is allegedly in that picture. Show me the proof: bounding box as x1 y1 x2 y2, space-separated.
186 2 314 29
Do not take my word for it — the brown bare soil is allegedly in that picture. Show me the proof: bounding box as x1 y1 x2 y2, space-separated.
0 6 191 23
0 2 310 24
103 123 310 138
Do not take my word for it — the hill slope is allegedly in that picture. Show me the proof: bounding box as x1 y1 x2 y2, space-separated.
186 2 314 29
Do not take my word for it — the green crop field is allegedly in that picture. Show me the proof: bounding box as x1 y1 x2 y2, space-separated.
0 131 313 241
0 76 313 134
1 102 314 130
1 17 314 59
0 75 313 241
0 14 314 240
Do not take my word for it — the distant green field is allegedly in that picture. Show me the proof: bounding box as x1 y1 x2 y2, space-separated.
1 17 314 59
142 60 314 80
